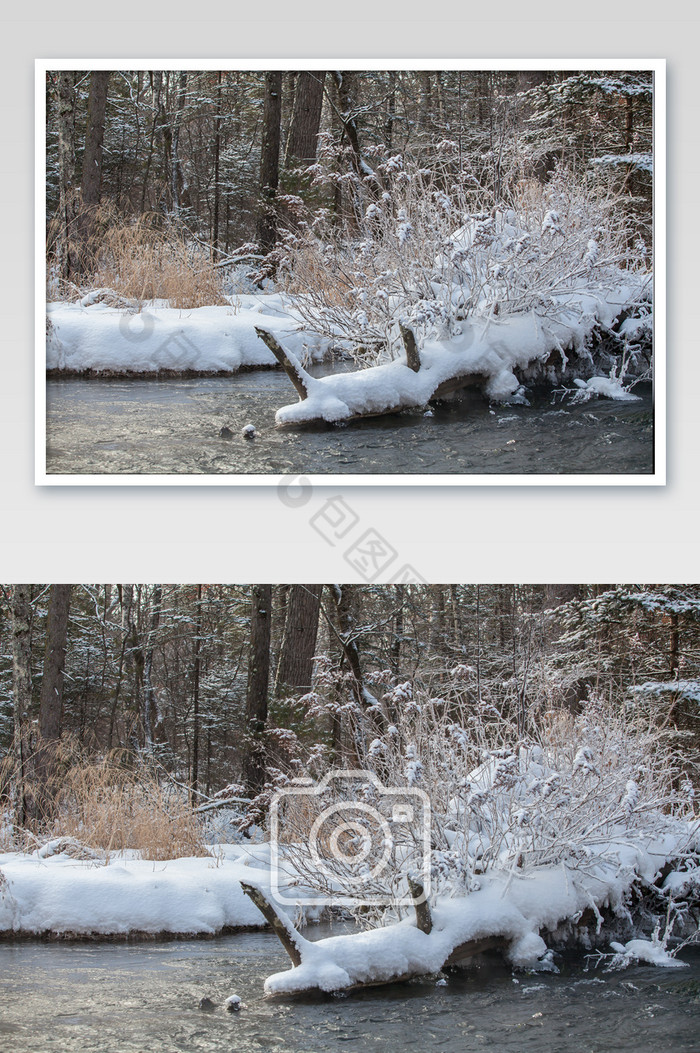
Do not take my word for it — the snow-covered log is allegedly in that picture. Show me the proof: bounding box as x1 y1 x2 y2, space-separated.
254 327 310 400
241 878 509 994
248 832 698 996
273 280 649 427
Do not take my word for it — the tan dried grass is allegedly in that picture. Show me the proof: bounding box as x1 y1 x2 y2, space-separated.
1 742 207 860
47 206 226 309
53 753 208 860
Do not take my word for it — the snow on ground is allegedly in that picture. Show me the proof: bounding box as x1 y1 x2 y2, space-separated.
0 844 274 937
46 295 329 374
275 279 649 424
1 831 696 986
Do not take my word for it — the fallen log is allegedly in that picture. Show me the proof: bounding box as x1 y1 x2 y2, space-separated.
239 882 304 966
254 327 310 401
239 880 507 995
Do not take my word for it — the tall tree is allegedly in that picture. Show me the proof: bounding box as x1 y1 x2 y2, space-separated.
212 72 223 257
244 585 272 796
142 584 162 746
284 71 326 166
78 71 110 257
257 72 282 253
191 583 203 796
38 585 73 743
54 72 78 280
275 584 322 696
11 585 33 826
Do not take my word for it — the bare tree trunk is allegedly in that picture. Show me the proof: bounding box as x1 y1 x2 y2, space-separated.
384 72 396 153
212 72 223 257
244 585 272 796
78 71 110 267
391 583 405 677
12 585 32 827
141 71 162 214
55 72 77 281
143 585 162 747
191 584 203 796
332 71 365 177
170 71 188 218
275 585 322 697
430 585 446 666
328 584 385 764
449 585 463 654
38 585 73 743
284 71 326 166
257 72 282 254
35 585 73 818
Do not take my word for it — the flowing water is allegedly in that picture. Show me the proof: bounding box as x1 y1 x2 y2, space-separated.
0 932 697 1053
45 370 654 477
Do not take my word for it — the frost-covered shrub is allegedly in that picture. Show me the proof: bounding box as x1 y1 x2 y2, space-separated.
283 674 695 922
279 152 648 367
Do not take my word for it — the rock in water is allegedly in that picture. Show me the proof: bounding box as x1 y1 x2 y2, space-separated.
225 994 243 1012
199 997 216 1011
219 426 234 439
241 423 257 439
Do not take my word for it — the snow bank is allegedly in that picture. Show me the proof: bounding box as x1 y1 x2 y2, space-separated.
46 295 329 374
264 830 691 994
275 279 648 424
0 846 273 937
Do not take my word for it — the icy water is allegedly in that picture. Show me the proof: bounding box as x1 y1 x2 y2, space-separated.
0 933 698 1053
45 370 654 476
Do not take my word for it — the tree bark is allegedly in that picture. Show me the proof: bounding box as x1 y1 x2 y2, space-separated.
34 584 72 817
332 71 365 177
244 585 272 796
329 584 386 763
284 71 325 166
38 585 73 743
170 71 188 217
55 72 77 280
191 584 203 796
143 585 162 747
275 585 322 696
78 71 110 263
12 585 33 827
212 72 223 257
257 72 282 254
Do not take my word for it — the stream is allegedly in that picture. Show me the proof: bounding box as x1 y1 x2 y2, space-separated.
45 369 654 477
0 932 698 1053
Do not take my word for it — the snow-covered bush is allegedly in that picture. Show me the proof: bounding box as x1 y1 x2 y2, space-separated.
279 152 649 367
282 675 696 926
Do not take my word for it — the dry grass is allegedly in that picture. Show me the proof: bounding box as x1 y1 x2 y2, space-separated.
53 753 208 860
47 206 226 309
1 743 208 861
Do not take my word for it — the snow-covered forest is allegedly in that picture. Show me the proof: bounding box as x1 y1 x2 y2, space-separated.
44 68 655 446
1 584 698 990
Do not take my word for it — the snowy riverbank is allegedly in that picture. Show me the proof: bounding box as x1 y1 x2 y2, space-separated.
264 829 698 993
0 843 274 938
1 826 697 976
46 295 330 376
